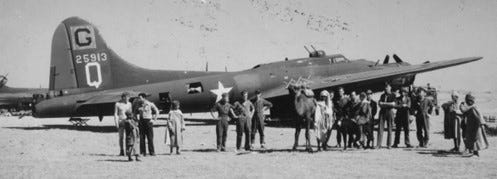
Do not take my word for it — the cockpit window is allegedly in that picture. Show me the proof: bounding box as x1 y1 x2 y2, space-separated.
333 57 348 63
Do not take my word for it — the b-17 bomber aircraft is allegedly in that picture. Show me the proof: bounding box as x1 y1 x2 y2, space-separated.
33 17 482 120
0 75 47 112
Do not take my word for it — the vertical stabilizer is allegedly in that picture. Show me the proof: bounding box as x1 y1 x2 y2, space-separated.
50 17 113 91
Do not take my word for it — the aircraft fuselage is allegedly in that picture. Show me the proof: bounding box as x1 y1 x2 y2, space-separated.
34 55 414 118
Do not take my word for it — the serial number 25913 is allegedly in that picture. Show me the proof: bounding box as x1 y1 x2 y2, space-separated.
75 52 107 64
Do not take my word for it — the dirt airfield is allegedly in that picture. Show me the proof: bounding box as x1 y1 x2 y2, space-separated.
1 92 497 178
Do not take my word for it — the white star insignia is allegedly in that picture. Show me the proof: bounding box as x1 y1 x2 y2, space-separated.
210 81 233 102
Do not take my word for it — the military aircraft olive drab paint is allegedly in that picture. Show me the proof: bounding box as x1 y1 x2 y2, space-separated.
0 74 48 112
32 17 482 120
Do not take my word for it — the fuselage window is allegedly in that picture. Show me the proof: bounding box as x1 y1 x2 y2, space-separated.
186 82 204 94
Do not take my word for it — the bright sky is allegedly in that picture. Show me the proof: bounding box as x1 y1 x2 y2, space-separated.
0 0 496 91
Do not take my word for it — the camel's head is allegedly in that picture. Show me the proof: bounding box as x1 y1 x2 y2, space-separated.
287 84 308 97
285 77 313 97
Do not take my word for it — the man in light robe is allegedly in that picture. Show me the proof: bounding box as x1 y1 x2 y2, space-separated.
314 90 334 150
442 91 462 152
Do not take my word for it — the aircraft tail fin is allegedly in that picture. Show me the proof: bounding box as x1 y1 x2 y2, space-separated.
49 17 114 91
50 17 225 93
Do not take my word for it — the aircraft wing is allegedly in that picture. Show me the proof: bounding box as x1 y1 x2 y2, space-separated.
76 91 143 106
262 56 482 99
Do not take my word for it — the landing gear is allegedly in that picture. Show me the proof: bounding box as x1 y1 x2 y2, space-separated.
68 117 90 126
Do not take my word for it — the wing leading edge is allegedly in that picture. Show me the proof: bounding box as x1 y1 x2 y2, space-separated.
262 56 482 99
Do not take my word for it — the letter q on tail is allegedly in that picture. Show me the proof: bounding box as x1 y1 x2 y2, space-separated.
85 62 102 88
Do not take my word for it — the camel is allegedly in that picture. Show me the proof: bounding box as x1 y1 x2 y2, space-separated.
287 84 317 152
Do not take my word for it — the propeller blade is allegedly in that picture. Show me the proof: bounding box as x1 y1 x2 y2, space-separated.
383 55 390 64
393 54 403 63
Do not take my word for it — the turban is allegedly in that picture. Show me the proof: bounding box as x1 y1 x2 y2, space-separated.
320 90 330 97
451 90 459 97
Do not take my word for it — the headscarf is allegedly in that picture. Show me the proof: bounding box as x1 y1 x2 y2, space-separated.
465 93 475 103
466 93 475 102
319 90 331 106
451 90 460 98
451 90 460 102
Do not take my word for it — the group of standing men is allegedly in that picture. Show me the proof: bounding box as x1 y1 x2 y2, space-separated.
327 86 379 150
112 83 487 159
316 83 486 157
210 90 273 152
442 91 488 156
114 92 159 161
317 84 437 150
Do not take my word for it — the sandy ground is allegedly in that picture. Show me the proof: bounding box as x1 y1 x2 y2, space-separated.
0 93 496 178
0 116 496 178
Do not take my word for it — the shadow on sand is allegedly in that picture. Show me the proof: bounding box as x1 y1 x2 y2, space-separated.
406 148 467 158
88 153 120 157
3 118 220 133
97 159 131 162
183 145 362 154
183 148 219 153
185 119 296 128
4 125 118 133
184 118 218 126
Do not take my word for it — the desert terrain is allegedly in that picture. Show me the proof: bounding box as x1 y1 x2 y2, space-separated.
0 92 496 178
1 0 496 178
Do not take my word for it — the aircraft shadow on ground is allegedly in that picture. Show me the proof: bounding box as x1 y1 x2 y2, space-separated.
404 148 468 158
183 118 218 126
88 153 119 157
184 146 360 154
184 119 298 128
96 159 130 162
3 118 218 133
4 125 118 133
258 147 348 153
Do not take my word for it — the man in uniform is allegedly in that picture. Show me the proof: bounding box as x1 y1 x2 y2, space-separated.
347 91 361 148
365 90 377 149
333 87 350 148
393 87 413 148
414 88 434 147
251 90 273 149
136 93 159 156
211 93 238 152
377 84 396 149
233 90 254 151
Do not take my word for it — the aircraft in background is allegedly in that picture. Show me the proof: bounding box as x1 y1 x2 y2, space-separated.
0 74 47 113
33 17 482 120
